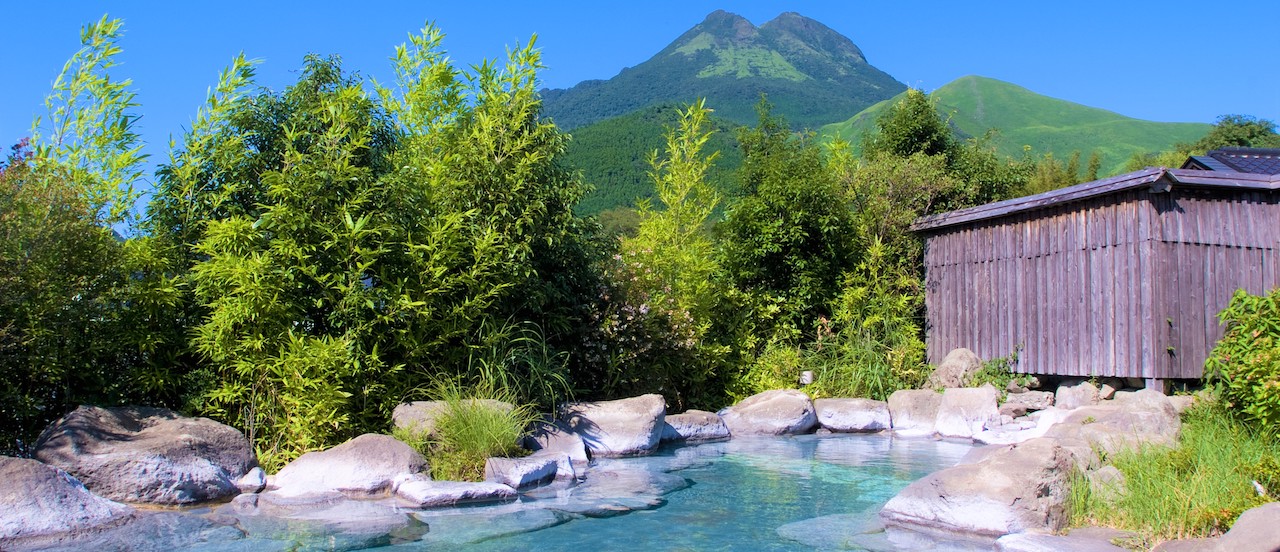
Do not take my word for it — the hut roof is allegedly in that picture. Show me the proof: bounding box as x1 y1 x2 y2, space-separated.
1183 147 1280 175
910 168 1280 233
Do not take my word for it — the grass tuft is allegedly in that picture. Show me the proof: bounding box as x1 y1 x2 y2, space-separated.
394 378 537 482
1069 399 1280 546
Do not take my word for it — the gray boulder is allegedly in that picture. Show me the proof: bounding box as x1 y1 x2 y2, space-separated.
1055 381 1101 410
395 477 516 508
268 433 428 499
235 466 267 494
813 398 891 433
720 389 817 436
34 405 255 505
1006 390 1055 411
559 394 666 457
484 454 558 489
1044 389 1180 455
881 437 1079 537
888 389 943 436
661 410 731 442
392 399 514 437
935 386 999 439
0 456 134 544
999 402 1029 418
524 420 590 470
1206 501 1280 552
926 348 983 389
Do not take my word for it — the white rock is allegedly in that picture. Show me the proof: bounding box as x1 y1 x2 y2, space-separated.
1054 381 1100 410
558 394 667 457
935 386 999 439
1005 390 1055 411
0 456 133 543
395 477 516 508
926 348 983 389
888 389 942 436
269 433 428 499
661 410 731 442
720 389 817 436
813 398 890 433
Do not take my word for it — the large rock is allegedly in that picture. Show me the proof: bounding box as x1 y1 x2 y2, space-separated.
661 410 731 442
392 399 514 436
719 389 817 436
935 386 999 439
995 528 1130 551
814 398 891 433
881 437 1079 537
1055 381 1100 410
1006 390 1055 412
558 394 666 457
888 389 943 436
395 477 516 508
484 454 558 489
33 405 255 505
523 420 590 471
1044 389 1180 455
926 348 983 389
0 456 134 544
268 433 428 499
1199 501 1280 552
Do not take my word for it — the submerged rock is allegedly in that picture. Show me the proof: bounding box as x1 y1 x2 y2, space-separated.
558 394 666 457
720 389 817 436
523 461 691 518
814 398 891 433
0 456 134 546
395 478 516 508
411 508 571 546
33 405 255 505
661 409 731 442
268 433 428 500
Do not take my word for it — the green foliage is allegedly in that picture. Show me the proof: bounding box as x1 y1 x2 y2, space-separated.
396 378 537 482
582 102 730 409
718 99 857 336
149 24 592 467
862 89 954 160
966 352 1031 398
1020 151 1099 196
565 104 744 216
31 15 145 225
1205 288 1280 431
0 154 132 455
1069 401 1280 544
1125 114 1280 173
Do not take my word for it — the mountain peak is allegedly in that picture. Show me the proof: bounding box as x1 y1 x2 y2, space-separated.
541 11 904 130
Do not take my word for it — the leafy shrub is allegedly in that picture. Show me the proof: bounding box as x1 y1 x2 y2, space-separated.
1205 288 1280 430
966 351 1032 398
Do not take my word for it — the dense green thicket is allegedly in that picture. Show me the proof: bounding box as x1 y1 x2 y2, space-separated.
1124 114 1280 172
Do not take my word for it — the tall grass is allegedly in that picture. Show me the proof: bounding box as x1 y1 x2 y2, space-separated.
1068 400 1280 546
394 378 538 482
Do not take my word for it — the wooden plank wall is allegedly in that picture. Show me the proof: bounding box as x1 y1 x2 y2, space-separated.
922 187 1280 380
1152 189 1280 379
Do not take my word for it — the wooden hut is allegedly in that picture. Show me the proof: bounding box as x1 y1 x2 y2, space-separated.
911 167 1280 389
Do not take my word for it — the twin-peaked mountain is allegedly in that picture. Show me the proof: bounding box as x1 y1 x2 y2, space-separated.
540 10 906 130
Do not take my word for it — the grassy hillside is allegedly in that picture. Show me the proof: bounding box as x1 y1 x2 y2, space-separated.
565 104 745 216
821 76 1211 176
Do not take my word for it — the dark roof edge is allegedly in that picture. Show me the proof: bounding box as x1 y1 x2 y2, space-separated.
910 168 1280 233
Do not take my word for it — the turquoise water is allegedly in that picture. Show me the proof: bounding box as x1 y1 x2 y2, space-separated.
34 434 985 551
398 434 986 551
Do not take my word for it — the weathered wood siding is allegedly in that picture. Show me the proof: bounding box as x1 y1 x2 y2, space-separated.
922 181 1280 380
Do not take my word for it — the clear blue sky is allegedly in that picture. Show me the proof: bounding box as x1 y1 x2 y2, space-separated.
3 0 1278 179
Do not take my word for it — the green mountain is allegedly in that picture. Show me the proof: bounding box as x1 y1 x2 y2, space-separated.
567 104 745 216
821 75 1212 175
541 10 906 131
